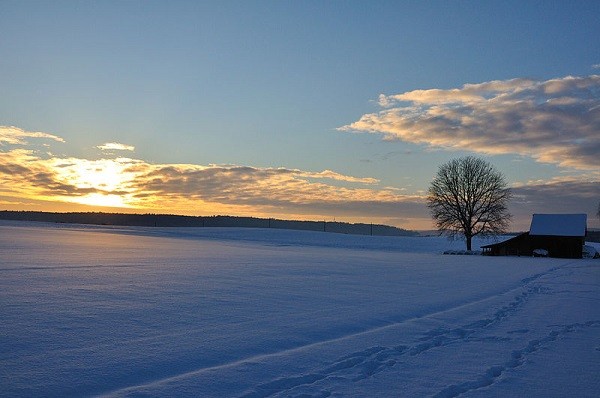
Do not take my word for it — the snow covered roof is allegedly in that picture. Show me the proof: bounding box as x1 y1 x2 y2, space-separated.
529 214 587 237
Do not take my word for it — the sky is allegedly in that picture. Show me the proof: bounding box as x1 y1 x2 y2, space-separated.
1 0 599 231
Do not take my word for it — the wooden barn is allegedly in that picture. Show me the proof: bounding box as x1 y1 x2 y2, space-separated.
482 214 587 259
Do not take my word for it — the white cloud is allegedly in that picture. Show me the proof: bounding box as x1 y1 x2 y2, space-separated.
97 142 135 151
339 75 600 170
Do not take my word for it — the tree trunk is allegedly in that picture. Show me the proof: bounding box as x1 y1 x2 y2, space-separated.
466 234 472 251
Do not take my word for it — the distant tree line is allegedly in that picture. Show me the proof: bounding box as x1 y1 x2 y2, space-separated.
0 211 418 237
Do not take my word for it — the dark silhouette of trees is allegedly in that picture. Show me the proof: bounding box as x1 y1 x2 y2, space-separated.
0 211 418 237
427 156 511 251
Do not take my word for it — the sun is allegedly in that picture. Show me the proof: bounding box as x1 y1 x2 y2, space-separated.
50 158 137 208
72 193 129 208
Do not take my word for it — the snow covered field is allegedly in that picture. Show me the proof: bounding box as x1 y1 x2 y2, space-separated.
1 220 599 397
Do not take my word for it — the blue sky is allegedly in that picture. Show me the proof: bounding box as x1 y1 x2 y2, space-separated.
1 1 599 230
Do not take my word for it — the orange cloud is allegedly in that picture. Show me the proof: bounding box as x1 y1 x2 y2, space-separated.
0 126 427 227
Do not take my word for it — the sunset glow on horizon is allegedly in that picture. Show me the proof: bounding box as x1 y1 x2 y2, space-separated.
1 126 431 228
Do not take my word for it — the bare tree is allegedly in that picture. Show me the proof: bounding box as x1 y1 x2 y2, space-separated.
427 156 511 251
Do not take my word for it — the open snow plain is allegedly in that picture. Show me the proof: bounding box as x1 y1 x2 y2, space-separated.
1 221 599 397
